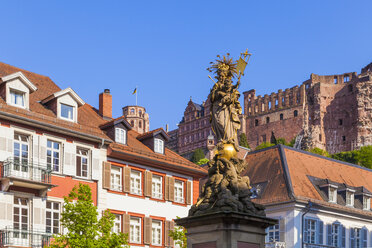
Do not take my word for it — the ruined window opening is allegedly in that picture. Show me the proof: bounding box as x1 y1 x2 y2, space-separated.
261 134 266 143
294 110 298 117
255 119 259 126
297 93 300 103
334 77 338 84
344 75 349 83
348 84 353 92
280 114 283 120
282 98 285 106
319 134 322 141
130 120 134 127
262 103 265 112
255 105 258 113
248 107 252 114
306 84 309 89
266 117 270 124
342 136 346 142
268 102 272 110
339 119 343 126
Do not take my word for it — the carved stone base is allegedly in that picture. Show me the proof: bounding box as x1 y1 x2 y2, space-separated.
176 211 277 248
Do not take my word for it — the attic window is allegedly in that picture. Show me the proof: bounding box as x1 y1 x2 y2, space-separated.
115 128 126 144
10 89 25 108
60 104 74 121
328 186 337 203
346 190 354 207
154 138 164 154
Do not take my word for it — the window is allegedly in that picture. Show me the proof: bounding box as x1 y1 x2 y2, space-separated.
76 148 89 178
344 75 349 83
47 140 60 172
130 170 142 195
346 190 354 206
307 219 317 244
363 196 370 210
14 197 29 239
111 166 122 191
266 223 279 242
330 223 339 247
46 201 60 234
130 217 141 243
342 136 346 142
152 220 162 245
154 138 164 154
139 121 142 128
329 187 337 203
10 89 25 107
130 120 134 127
174 180 184 203
14 133 29 172
261 134 266 143
60 103 74 121
334 77 338 84
339 119 343 126
112 214 121 233
294 110 298 117
350 228 361 248
115 128 126 144
348 84 353 92
130 108 135 114
255 119 259 126
152 175 163 199
266 117 270 124
280 114 283 120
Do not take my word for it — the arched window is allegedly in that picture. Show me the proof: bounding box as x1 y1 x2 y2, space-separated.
294 110 298 117
139 110 142 116
280 114 283 120
131 120 134 126
266 117 270 124
130 108 135 114
255 119 259 126
139 120 142 128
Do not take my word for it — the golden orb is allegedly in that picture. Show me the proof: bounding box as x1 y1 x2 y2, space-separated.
216 144 237 160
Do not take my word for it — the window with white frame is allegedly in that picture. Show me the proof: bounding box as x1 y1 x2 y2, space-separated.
10 89 25 108
130 217 141 243
14 197 29 239
152 220 162 245
331 223 339 247
76 148 89 178
13 133 29 171
307 219 317 244
112 214 122 234
154 138 164 154
350 228 361 248
46 201 60 234
174 180 184 203
328 186 337 203
60 103 74 121
266 223 280 242
111 166 122 191
363 196 370 210
115 128 126 144
130 170 142 195
346 190 354 206
152 175 162 199
47 140 60 172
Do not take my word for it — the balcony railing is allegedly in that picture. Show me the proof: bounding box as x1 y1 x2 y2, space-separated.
304 243 336 248
0 228 51 248
0 158 52 184
266 241 286 248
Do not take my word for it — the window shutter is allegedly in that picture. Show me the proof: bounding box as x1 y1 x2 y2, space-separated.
350 228 355 248
91 149 100 180
165 220 170 246
169 177 175 202
327 224 332 246
76 156 81 177
123 167 131 193
279 218 285 242
303 219 309 244
63 143 75 176
186 181 192 205
165 177 169 201
103 162 111 189
144 217 152 245
318 220 324 245
169 221 175 247
0 137 6 151
123 214 130 237
341 225 346 248
144 171 153 197
362 228 367 248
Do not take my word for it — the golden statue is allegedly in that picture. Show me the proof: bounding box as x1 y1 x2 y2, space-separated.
189 51 266 217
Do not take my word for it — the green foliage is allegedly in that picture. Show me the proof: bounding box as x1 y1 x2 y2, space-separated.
287 138 296 147
330 151 357 164
191 148 205 163
255 142 275 151
275 138 287 145
308 147 329 157
49 183 128 248
197 158 209 165
239 133 250 148
330 145 372 169
169 220 187 248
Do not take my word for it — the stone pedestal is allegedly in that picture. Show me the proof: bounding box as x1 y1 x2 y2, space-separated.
176 211 277 248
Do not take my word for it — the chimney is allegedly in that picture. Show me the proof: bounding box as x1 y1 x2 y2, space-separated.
99 89 112 119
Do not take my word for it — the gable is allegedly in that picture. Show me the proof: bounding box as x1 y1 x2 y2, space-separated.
1 71 37 92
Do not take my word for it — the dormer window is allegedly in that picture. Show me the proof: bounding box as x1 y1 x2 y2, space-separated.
154 138 164 154
329 186 338 203
10 89 25 108
115 128 126 144
363 196 370 210
60 104 74 121
346 190 355 207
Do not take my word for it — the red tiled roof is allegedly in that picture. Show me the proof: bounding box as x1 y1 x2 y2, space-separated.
137 127 169 141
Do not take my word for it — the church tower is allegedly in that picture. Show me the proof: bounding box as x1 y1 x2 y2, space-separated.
122 106 149 134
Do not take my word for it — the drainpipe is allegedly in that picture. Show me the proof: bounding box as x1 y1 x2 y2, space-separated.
301 201 313 248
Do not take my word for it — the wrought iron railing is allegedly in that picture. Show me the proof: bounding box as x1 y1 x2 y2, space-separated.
266 241 286 248
0 228 51 248
0 158 52 184
304 243 336 248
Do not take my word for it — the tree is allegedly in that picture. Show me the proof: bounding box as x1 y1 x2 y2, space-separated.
255 142 275 151
169 219 187 248
191 148 205 163
49 183 128 248
197 158 209 165
356 145 372 169
239 133 250 148
308 147 329 157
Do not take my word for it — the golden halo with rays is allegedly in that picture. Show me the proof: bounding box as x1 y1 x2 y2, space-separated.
207 53 238 79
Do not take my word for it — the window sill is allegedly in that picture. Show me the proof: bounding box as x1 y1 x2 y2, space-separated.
128 242 145 247
150 197 165 203
128 193 145 199
172 201 187 207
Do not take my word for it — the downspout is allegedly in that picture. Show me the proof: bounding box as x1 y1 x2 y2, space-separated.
301 201 313 248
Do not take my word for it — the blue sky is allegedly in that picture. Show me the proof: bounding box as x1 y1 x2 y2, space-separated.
1 1 371 130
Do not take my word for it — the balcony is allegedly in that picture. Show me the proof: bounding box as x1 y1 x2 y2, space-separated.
0 158 55 195
0 228 51 248
266 241 286 248
304 243 336 248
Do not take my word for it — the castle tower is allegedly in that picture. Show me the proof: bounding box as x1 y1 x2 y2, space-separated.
122 106 149 134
